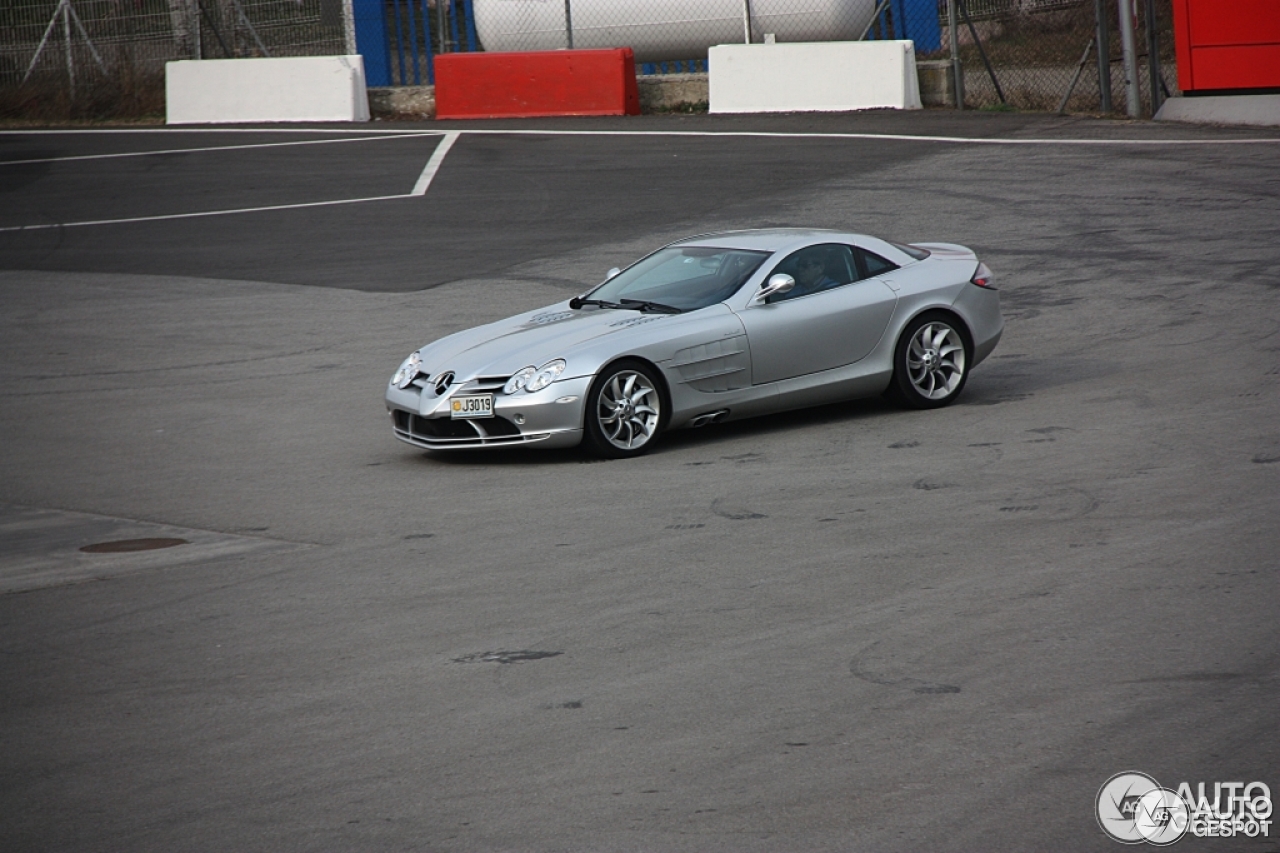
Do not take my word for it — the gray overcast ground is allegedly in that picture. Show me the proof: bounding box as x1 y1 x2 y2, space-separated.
1 111 1278 851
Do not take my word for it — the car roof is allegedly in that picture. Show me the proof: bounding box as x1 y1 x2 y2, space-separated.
670 228 873 253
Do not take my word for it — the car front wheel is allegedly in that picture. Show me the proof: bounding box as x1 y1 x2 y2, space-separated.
583 360 665 458
889 312 971 409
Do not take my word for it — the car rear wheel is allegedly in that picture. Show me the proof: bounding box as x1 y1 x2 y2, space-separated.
889 312 971 409
584 360 664 458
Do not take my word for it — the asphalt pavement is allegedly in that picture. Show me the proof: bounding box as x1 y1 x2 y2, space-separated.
1 110 1278 852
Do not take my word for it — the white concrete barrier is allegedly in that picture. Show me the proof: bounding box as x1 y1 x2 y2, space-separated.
166 56 370 125
1154 94 1280 128
709 41 921 114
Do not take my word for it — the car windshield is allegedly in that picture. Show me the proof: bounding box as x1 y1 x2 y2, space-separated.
587 246 770 312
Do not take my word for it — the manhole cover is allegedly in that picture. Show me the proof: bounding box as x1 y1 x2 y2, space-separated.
80 537 189 553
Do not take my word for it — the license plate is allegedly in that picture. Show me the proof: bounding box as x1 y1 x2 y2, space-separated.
450 394 493 419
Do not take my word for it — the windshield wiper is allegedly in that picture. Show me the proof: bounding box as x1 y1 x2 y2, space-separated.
620 298 683 314
569 296 627 310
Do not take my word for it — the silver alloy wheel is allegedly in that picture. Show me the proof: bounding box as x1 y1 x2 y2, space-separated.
907 321 967 400
596 369 661 450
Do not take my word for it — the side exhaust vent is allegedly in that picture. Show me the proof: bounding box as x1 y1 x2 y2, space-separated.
688 409 730 428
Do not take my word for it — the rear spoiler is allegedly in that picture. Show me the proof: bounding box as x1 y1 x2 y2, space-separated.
910 242 978 262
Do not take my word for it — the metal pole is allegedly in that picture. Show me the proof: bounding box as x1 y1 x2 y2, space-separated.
1094 0 1111 112
858 0 891 41
21 0 109 86
198 0 232 57
1116 0 1140 117
23 0 65 84
341 0 356 55
958 0 1004 104
947 0 963 109
742 0 753 44
1144 0 1162 114
403 0 421 83
63 0 75 101
1057 37 1094 114
67 1 107 72
192 0 202 60
564 0 573 49
230 0 270 57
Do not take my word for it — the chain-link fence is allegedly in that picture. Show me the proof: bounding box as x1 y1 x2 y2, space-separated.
945 0 1176 111
1 0 346 117
363 0 478 85
2 0 345 76
1 0 1175 119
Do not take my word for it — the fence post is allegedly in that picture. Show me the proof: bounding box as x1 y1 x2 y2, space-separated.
742 0 753 44
63 2 75 100
342 0 356 55
564 0 573 49
167 0 196 59
1094 0 1112 112
1144 0 1162 113
1116 0 1140 116
351 0 391 86
957 0 1004 104
947 0 963 109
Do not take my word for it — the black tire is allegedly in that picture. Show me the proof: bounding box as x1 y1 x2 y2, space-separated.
888 312 973 409
583 360 666 458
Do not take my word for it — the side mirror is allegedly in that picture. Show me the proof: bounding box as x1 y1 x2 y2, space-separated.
605 267 621 280
754 273 795 304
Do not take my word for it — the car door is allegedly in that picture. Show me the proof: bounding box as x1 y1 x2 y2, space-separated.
733 243 898 385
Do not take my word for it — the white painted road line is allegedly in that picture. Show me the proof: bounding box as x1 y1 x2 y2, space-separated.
411 132 460 196
0 132 443 167
0 134 460 233
2 126 1277 145
1 123 1273 233
457 129 1280 145
491 127 1280 146
0 193 417 233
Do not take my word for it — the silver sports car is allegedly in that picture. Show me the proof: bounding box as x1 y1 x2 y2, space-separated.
386 228 1002 458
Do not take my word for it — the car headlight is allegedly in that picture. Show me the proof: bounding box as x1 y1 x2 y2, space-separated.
525 359 566 393
391 352 423 390
503 366 537 395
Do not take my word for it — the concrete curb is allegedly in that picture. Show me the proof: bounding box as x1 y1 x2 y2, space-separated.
1155 94 1280 127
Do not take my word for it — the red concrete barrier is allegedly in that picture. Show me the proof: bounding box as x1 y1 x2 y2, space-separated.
434 48 641 119
1173 0 1280 92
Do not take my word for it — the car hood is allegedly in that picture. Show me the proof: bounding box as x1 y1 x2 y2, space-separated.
414 301 711 380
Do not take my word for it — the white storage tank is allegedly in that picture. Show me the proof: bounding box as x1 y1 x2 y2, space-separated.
471 0 879 63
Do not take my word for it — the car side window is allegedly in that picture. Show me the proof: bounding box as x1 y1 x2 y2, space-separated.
854 247 900 279
766 244 858 303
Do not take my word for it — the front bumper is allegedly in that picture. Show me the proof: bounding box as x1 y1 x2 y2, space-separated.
386 375 590 451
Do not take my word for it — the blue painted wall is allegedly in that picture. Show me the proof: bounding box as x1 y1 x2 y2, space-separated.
352 0 392 87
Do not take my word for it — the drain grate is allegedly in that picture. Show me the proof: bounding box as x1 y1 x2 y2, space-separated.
79 537 189 554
